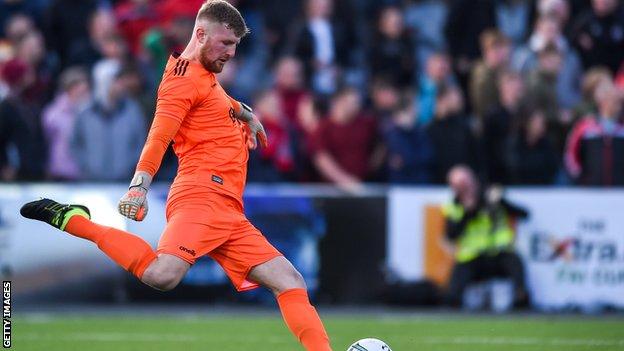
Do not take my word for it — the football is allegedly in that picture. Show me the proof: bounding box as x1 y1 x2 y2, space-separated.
347 338 392 351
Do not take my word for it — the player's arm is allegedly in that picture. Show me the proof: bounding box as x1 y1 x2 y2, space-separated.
118 76 198 221
227 96 267 149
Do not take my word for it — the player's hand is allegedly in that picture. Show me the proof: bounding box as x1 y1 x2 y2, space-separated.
118 186 148 221
245 116 268 150
118 171 152 221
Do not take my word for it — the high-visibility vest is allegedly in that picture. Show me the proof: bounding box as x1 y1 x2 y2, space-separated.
441 202 515 263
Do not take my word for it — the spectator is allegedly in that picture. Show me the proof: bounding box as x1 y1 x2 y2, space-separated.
495 0 532 48
247 89 295 182
565 83 624 186
260 0 303 62
537 0 572 34
14 30 58 108
368 5 415 88
0 2 44 38
427 84 480 184
42 67 90 181
571 0 624 73
142 15 195 89
291 0 356 95
506 109 559 184
3 13 35 46
416 52 454 126
4 0 624 189
273 56 309 129
114 0 160 56
445 0 496 87
483 70 525 184
311 88 378 191
469 29 511 119
513 15 582 110
154 0 204 26
96 33 129 66
0 58 45 180
71 61 145 181
93 40 128 107
370 78 401 131
524 44 559 117
384 99 434 184
442 165 529 308
294 95 321 182
44 0 101 68
617 63 624 93
572 66 612 122
404 0 448 70
525 44 568 153
115 63 154 127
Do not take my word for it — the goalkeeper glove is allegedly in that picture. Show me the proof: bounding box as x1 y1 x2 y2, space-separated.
118 171 152 221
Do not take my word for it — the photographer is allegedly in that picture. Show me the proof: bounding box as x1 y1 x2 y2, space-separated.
442 165 529 307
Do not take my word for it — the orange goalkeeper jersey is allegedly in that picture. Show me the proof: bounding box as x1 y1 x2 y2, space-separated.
136 53 248 204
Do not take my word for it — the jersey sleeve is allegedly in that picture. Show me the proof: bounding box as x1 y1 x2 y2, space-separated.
135 75 199 176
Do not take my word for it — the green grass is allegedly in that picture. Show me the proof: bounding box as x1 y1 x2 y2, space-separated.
15 314 624 351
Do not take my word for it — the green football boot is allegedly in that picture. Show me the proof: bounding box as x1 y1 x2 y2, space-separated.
20 198 91 231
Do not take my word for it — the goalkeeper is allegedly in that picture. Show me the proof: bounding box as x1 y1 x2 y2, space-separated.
20 1 332 350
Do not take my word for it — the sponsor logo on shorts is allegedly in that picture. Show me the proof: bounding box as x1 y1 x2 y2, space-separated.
211 175 224 185
179 246 196 256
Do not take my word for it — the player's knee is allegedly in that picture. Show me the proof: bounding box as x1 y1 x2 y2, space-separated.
147 273 180 291
274 268 307 295
142 267 182 291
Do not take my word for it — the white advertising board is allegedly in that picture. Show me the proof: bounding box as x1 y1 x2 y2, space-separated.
388 188 624 310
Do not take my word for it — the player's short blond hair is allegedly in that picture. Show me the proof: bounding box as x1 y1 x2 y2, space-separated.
197 0 249 38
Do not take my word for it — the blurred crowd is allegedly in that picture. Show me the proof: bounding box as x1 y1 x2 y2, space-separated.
1 0 624 188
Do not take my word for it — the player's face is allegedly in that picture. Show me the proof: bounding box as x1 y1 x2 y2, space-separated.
200 22 240 73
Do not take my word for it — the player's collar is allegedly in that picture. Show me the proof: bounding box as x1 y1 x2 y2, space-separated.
170 52 213 75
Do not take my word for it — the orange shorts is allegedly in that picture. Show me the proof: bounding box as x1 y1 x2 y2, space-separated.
157 190 282 291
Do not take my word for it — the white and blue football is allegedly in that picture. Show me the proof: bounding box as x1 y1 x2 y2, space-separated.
347 338 392 351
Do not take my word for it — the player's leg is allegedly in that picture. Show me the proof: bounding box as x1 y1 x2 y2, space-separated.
208 197 331 351
21 198 192 291
140 254 190 291
21 198 158 279
149 206 233 290
64 215 192 291
248 256 306 293
249 257 332 351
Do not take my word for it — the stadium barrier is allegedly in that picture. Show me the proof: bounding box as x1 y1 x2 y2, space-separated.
388 187 624 311
1 184 623 310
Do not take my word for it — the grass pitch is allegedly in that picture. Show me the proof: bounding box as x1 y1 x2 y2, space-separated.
16 313 624 351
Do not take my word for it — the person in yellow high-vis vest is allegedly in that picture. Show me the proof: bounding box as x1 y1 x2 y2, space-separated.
442 165 529 307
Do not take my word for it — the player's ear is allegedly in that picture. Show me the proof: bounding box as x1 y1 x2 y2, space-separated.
196 25 207 44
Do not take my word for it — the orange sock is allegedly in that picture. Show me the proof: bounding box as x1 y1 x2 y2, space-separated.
65 216 157 278
277 288 332 351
